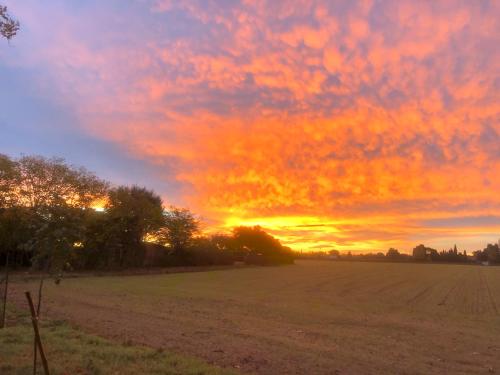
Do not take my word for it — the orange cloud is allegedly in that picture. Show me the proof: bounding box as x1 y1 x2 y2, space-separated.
4 0 500 252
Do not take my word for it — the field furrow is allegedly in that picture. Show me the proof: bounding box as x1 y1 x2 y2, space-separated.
9 260 500 375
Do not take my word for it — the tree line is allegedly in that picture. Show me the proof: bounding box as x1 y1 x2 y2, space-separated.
411 243 500 264
0 154 294 273
298 243 500 265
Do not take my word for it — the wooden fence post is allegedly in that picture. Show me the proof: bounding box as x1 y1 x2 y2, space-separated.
0 252 9 329
33 274 45 375
25 291 50 375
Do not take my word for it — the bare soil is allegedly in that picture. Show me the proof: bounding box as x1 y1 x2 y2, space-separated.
9 260 500 374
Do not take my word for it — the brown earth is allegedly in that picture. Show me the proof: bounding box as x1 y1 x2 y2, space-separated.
9 260 500 374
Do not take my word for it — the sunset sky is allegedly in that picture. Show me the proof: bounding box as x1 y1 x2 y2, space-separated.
0 0 499 253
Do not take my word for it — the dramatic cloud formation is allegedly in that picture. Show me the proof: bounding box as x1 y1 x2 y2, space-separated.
1 0 499 251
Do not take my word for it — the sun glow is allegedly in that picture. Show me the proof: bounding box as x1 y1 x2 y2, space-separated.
4 0 499 252
221 215 369 252
223 215 344 231
90 198 107 212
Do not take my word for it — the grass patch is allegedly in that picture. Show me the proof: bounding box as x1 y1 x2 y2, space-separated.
0 307 235 375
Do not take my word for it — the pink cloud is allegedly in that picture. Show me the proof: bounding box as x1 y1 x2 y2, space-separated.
3 0 499 251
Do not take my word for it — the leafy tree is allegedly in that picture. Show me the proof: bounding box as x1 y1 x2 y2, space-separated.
484 243 500 263
473 249 488 262
232 226 294 265
0 155 108 270
0 154 18 208
106 186 164 267
0 5 19 40
0 206 36 266
158 207 199 255
386 248 400 258
0 154 108 331
75 209 110 269
437 245 468 263
472 244 500 264
210 234 235 252
328 249 340 257
185 236 233 266
14 155 107 210
29 205 85 274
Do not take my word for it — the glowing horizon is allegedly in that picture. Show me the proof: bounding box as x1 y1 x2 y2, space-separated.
1 0 499 253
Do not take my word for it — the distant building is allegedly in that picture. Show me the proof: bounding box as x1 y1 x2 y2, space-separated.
412 244 438 261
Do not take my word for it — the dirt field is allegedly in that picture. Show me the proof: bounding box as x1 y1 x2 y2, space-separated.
10 261 500 374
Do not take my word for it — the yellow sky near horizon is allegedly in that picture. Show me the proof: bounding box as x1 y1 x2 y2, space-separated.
2 0 499 252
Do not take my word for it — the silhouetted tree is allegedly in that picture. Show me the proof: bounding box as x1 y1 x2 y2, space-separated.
484 243 500 263
0 206 36 267
0 154 18 208
437 245 468 263
157 207 199 256
232 226 294 265
106 186 164 267
0 155 108 269
386 248 400 258
473 249 488 262
185 236 233 266
328 249 340 257
29 205 85 274
77 209 112 269
12 155 107 209
210 234 235 252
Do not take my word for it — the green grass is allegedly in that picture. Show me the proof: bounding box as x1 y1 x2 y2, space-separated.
0 307 235 375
